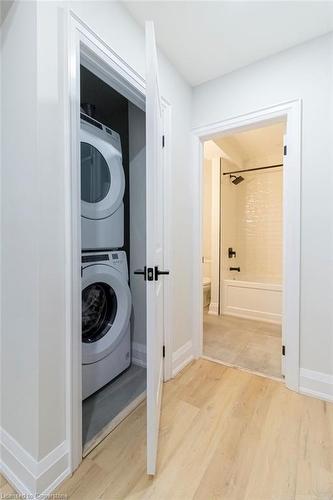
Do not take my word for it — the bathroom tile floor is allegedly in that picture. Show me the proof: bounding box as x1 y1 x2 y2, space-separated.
203 313 282 379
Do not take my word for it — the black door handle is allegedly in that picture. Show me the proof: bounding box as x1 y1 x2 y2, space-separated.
134 267 146 275
154 266 170 281
134 267 154 281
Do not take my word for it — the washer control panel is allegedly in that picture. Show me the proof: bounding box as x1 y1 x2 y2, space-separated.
82 254 109 264
81 251 128 281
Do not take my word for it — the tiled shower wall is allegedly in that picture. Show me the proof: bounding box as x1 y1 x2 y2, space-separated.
222 167 283 283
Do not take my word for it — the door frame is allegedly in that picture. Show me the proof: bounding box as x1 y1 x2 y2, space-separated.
191 99 302 392
65 11 173 473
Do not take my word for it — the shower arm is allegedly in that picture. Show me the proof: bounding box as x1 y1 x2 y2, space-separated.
222 163 283 176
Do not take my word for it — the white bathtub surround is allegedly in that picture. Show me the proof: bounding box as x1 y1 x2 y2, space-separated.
220 127 284 286
235 167 283 280
222 279 282 324
216 126 284 323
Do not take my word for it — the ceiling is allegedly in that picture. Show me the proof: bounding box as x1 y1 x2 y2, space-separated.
215 122 285 168
123 1 333 86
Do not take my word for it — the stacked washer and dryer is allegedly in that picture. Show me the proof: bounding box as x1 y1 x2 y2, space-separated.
80 113 132 400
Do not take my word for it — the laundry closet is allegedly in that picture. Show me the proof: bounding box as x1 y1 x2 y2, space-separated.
80 65 147 456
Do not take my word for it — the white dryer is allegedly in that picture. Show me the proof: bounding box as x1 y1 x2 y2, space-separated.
81 114 125 250
81 250 131 400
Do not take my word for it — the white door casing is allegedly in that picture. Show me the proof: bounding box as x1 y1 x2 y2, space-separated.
192 100 301 391
145 20 165 475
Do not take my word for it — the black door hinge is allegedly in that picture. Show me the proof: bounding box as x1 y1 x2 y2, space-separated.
163 345 165 358
162 135 165 148
282 345 286 356
284 145 287 156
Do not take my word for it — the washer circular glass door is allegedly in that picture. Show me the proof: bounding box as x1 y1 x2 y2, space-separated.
81 264 131 365
80 124 125 221
82 281 117 344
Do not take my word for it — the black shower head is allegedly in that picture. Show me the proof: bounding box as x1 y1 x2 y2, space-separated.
230 174 244 185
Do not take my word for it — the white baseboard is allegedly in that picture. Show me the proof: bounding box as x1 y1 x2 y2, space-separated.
208 302 219 315
223 308 281 324
299 368 333 402
132 341 146 368
172 340 194 377
0 427 70 498
0 460 34 498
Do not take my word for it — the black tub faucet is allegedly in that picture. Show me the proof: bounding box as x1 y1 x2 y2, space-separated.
228 247 236 258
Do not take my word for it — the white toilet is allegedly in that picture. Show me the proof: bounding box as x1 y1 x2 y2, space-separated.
203 277 211 308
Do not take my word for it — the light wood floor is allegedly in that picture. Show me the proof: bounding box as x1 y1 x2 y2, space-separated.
0 473 16 497
54 359 333 499
204 313 282 379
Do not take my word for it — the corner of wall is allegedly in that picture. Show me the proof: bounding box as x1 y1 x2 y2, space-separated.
172 340 194 377
0 429 70 498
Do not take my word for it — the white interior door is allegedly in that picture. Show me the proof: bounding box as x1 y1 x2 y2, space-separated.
145 20 165 475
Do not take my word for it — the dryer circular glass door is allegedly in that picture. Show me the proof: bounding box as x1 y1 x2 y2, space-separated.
80 125 125 221
81 264 131 365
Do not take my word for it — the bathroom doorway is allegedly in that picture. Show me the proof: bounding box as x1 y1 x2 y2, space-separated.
202 122 284 380
192 100 301 390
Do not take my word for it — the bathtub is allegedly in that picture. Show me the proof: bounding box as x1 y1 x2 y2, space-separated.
222 276 282 324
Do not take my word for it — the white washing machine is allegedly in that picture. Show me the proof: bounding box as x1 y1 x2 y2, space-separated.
80 113 125 250
81 250 131 400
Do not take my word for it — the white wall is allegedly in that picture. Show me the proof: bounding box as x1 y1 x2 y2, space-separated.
1 0 39 459
193 33 333 377
1 0 192 494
